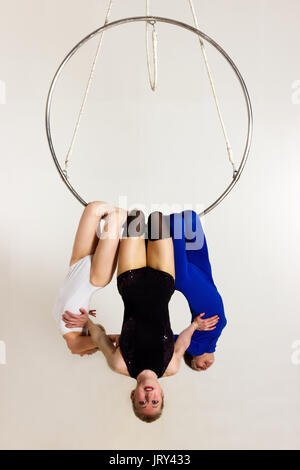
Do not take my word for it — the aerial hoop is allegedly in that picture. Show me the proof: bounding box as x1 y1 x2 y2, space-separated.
45 16 253 216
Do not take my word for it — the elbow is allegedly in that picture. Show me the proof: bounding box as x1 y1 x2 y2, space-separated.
67 344 78 355
65 337 80 355
183 339 192 351
217 312 227 331
90 274 111 288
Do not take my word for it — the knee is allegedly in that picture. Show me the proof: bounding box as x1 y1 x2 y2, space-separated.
182 210 197 225
182 209 194 219
85 201 115 218
123 209 146 237
85 201 106 216
147 211 170 241
148 211 162 223
105 208 128 229
182 210 203 242
86 201 106 209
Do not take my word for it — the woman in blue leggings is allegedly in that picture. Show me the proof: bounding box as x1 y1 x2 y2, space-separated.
170 210 227 372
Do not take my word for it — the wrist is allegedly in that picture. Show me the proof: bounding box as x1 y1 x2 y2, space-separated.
83 324 89 336
87 318 95 332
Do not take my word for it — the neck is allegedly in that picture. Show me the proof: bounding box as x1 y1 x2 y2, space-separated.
136 369 158 383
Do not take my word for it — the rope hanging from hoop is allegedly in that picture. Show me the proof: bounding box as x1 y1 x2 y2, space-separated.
145 0 158 91
63 0 113 178
188 0 236 176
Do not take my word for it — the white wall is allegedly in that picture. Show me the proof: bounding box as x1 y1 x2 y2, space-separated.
0 0 299 450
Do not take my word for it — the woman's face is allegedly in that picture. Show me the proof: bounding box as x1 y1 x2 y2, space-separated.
192 353 215 371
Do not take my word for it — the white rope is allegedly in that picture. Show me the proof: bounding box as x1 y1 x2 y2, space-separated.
64 0 236 177
145 0 158 91
188 0 236 174
63 0 114 176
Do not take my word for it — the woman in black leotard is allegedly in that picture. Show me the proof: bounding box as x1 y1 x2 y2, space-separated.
63 210 218 422
117 266 175 380
115 210 177 422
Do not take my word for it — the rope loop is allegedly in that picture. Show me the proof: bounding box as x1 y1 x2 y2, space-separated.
146 1 158 92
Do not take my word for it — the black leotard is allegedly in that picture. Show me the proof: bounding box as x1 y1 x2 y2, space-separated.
117 267 175 379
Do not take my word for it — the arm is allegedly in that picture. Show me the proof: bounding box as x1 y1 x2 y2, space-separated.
107 334 120 348
64 332 99 355
63 310 127 374
185 299 227 356
164 323 196 377
199 315 227 354
63 309 99 355
175 313 220 356
86 320 128 375
183 210 213 279
87 318 116 366
169 212 189 283
174 322 197 357
165 314 220 376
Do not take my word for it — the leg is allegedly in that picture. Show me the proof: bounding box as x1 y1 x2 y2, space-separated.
90 208 127 286
117 210 147 276
70 201 115 266
183 210 212 276
146 212 175 279
183 210 204 249
169 212 189 282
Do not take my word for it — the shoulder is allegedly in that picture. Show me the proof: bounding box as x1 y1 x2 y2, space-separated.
163 353 181 377
108 348 130 376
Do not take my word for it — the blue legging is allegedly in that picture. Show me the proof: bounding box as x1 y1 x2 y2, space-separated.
170 210 227 356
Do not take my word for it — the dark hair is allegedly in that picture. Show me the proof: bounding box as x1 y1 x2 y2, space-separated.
183 351 195 370
131 397 164 423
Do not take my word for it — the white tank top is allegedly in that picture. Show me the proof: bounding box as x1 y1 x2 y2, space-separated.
53 255 102 336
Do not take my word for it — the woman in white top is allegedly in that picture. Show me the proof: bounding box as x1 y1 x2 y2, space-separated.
53 201 127 356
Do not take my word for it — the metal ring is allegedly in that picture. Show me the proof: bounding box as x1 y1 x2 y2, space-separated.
45 16 253 215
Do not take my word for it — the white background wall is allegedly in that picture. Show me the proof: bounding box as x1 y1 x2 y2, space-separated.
0 0 300 450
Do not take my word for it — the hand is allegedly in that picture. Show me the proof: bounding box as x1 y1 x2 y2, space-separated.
193 313 219 331
62 308 96 329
